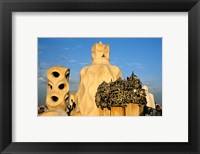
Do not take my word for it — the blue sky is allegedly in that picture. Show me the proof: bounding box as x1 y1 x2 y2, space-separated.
38 38 162 105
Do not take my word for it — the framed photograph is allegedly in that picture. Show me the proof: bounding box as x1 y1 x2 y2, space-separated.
0 0 200 154
38 37 162 117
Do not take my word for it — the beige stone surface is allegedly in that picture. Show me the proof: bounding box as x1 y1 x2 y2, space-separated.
46 66 70 111
125 104 144 116
75 42 122 116
142 85 155 109
70 110 75 116
111 107 125 116
100 108 111 116
39 108 68 116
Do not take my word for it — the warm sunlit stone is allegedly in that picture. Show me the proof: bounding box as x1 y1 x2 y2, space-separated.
45 66 70 112
75 42 122 116
142 85 156 109
125 104 145 116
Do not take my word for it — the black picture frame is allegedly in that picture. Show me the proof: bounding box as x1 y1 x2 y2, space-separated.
0 0 200 154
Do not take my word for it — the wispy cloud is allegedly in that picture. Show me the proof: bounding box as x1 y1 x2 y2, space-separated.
39 62 48 70
63 45 81 51
39 44 81 54
72 45 81 50
127 62 145 70
142 78 162 93
60 55 69 61
79 62 89 66
38 76 46 83
69 77 80 93
111 61 116 64
60 55 78 63
69 59 77 63
38 76 47 84
143 83 160 92
38 44 47 50
52 46 63 51
69 77 79 84
38 63 49 85
38 44 48 54
142 79 162 105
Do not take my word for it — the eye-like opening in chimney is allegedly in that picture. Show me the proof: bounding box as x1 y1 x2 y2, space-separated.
51 96 58 102
65 96 69 104
52 71 60 78
48 84 52 89
65 72 70 79
58 83 65 90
